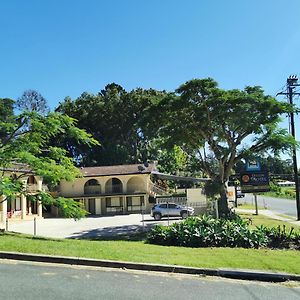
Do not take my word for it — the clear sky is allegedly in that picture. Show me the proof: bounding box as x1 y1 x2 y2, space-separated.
1 0 300 115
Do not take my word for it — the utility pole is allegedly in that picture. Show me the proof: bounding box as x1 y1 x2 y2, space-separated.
277 75 300 220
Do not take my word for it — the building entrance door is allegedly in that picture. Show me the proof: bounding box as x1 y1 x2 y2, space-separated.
88 198 96 215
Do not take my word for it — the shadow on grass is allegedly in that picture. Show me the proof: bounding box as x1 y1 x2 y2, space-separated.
0 231 65 242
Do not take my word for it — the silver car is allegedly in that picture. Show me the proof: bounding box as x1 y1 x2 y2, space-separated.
150 203 194 221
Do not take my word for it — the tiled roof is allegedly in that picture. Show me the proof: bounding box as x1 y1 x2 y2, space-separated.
79 163 157 177
0 163 33 174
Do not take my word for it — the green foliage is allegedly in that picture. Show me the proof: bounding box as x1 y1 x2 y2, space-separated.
269 181 282 194
55 84 172 166
0 100 99 219
0 177 23 201
255 225 300 249
54 197 87 220
154 78 296 214
155 144 188 174
147 215 300 249
284 188 295 198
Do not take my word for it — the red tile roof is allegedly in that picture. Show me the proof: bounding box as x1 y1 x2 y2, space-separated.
79 163 156 177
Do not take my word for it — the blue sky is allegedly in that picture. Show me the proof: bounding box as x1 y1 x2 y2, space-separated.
1 0 300 116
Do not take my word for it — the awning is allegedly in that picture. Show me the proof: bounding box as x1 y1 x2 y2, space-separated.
151 171 210 183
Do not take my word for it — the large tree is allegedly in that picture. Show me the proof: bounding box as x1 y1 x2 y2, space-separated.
156 78 295 215
0 98 99 218
55 83 171 167
17 89 50 115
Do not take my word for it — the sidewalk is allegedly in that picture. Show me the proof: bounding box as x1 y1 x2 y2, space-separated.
235 208 300 226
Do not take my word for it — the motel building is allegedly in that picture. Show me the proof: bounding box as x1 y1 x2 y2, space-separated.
0 165 44 228
1 162 208 226
57 163 158 216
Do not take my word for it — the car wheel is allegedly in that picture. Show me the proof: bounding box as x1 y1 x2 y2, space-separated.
154 213 161 221
181 212 188 219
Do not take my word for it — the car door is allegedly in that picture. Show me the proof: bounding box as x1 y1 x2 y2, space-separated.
168 204 179 216
158 204 168 216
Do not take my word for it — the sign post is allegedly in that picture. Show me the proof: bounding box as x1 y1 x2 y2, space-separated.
240 160 270 215
240 172 270 193
254 193 258 215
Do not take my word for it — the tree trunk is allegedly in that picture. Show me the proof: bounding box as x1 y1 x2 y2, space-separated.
218 181 230 217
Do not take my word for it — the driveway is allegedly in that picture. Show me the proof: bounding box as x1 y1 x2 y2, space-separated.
7 214 180 239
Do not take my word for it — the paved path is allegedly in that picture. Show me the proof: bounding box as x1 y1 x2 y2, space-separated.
1 260 300 300
7 214 179 239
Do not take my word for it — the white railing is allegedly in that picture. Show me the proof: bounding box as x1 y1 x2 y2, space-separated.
149 182 168 195
157 197 187 204
84 185 101 195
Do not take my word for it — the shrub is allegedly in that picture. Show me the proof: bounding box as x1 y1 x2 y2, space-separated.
270 181 282 194
146 215 300 250
284 189 295 198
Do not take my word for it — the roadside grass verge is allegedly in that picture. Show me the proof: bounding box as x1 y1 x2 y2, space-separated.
0 232 299 275
237 203 266 210
259 190 294 200
238 212 299 230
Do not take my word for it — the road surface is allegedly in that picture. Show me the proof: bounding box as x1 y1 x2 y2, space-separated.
0 260 300 300
240 194 297 217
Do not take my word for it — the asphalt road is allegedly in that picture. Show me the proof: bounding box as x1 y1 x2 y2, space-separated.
239 194 298 217
0 260 300 300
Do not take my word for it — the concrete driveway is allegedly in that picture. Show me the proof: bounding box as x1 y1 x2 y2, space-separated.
7 214 180 239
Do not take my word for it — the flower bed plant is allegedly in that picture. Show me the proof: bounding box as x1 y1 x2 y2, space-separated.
146 215 300 249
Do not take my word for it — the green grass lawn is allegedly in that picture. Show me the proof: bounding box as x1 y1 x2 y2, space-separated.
0 232 300 275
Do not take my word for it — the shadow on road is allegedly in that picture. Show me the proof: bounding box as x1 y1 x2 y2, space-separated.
67 223 156 240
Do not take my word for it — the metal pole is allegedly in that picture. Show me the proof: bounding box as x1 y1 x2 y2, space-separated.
234 185 238 208
254 193 258 215
167 201 169 226
215 199 219 219
141 200 145 231
288 86 300 220
5 218 8 231
34 217 36 236
277 76 300 220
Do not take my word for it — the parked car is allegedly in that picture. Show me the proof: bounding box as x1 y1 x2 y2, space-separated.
237 190 245 198
150 203 195 221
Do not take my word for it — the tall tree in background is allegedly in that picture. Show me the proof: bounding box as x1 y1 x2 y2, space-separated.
156 78 295 215
17 89 50 115
55 83 171 167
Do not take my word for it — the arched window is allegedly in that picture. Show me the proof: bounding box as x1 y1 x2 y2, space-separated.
27 175 37 185
84 179 101 195
105 178 123 194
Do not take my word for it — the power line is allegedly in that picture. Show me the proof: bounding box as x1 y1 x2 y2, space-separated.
276 75 300 221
